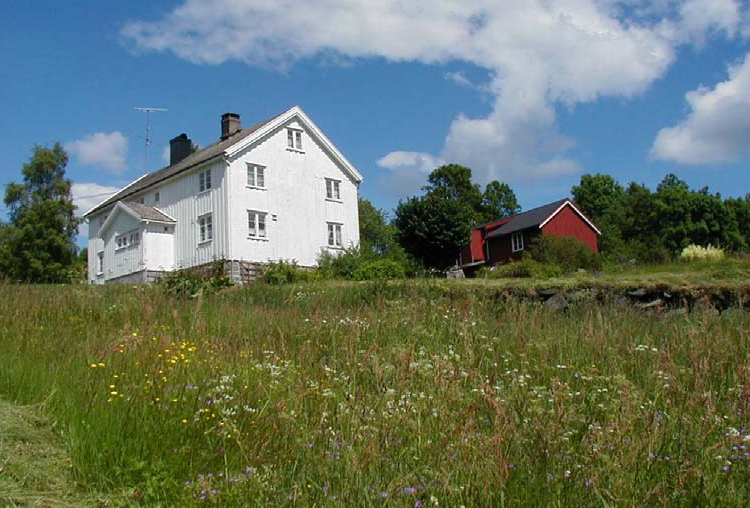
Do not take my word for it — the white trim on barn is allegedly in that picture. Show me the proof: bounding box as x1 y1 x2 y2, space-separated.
538 200 602 235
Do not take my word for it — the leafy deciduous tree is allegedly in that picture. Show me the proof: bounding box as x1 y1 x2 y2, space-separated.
1 143 80 282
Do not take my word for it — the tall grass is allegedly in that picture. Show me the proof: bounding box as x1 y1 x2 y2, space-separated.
1 282 749 506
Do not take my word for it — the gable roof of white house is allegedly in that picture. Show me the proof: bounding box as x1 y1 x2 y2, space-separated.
96 201 176 238
84 105 362 218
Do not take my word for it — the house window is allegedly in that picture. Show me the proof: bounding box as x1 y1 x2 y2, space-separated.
511 232 524 252
325 179 341 200
247 164 266 188
129 231 140 245
248 211 267 238
287 128 303 151
154 191 160 203
198 214 213 243
137 197 145 204
115 234 127 250
97 251 104 274
327 222 342 247
199 169 212 192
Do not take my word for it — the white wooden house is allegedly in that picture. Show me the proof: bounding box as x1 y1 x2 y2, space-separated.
83 106 362 284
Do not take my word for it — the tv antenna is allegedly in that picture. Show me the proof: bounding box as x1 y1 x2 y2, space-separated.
135 107 168 170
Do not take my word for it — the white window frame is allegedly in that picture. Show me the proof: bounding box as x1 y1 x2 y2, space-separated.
97 251 104 275
199 169 212 193
511 232 524 252
327 222 343 248
115 229 141 251
325 178 341 201
247 210 268 239
198 213 213 243
287 128 303 151
246 163 266 189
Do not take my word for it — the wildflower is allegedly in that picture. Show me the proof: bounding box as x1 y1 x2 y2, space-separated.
404 487 418 495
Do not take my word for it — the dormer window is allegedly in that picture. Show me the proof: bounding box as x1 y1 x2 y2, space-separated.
325 178 341 201
199 169 212 192
247 163 265 188
287 128 303 151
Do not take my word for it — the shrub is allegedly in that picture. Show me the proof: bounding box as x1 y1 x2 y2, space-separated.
315 248 368 280
261 260 315 284
527 235 602 273
158 261 233 298
352 259 406 280
680 244 725 262
481 259 563 279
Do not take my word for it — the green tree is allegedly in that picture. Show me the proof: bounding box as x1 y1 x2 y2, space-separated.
571 173 624 221
422 164 483 213
394 194 474 269
358 198 396 257
1 143 80 282
480 181 520 221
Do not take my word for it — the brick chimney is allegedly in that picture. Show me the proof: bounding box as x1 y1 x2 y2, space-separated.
169 133 192 165
221 112 241 139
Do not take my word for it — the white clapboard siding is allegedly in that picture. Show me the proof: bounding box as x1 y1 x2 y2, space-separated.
226 118 360 267
144 223 175 271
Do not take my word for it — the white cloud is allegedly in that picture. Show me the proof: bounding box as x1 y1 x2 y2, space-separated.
72 182 121 237
651 51 750 164
161 145 171 164
121 0 746 194
65 132 128 173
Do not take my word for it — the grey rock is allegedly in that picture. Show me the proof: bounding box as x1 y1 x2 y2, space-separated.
639 298 664 310
544 293 569 311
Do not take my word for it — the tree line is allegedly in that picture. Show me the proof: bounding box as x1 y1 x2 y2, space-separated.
1 143 748 283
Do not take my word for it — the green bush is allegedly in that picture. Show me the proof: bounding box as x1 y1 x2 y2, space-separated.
526 235 602 273
480 259 563 279
158 261 233 298
352 259 406 280
315 248 368 280
261 260 316 285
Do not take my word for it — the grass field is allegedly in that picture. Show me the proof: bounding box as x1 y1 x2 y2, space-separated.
1 280 749 506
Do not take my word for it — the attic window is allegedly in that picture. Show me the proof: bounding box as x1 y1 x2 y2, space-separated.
511 232 524 252
287 128 303 151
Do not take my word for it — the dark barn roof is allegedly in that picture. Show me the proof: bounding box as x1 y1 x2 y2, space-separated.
486 199 569 238
84 112 281 217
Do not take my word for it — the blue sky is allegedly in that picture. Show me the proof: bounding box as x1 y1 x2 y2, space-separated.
1 1 749 240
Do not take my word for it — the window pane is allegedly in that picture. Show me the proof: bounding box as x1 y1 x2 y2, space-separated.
206 171 211 189
326 179 332 198
334 181 340 200
257 167 264 187
259 214 266 237
199 172 205 192
328 224 334 245
287 130 294 148
295 131 302 149
335 225 342 246
247 165 255 186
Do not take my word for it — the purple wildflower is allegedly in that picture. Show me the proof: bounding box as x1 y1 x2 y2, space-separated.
404 487 418 495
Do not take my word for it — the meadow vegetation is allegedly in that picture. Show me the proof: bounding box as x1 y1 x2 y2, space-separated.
1 281 750 506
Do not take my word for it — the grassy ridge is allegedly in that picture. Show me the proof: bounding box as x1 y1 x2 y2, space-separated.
1 281 750 506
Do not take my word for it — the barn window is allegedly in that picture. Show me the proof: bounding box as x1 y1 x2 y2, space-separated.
511 232 524 252
199 169 212 192
248 210 267 238
327 222 342 247
198 213 213 243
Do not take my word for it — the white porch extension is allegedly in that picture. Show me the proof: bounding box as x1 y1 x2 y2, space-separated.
92 202 176 284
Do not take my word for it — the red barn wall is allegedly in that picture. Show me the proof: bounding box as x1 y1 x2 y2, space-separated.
541 205 599 252
487 229 540 264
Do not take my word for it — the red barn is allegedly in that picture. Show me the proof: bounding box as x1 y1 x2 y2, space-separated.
459 199 600 274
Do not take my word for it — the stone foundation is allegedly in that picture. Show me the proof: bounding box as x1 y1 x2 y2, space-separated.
105 260 312 285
